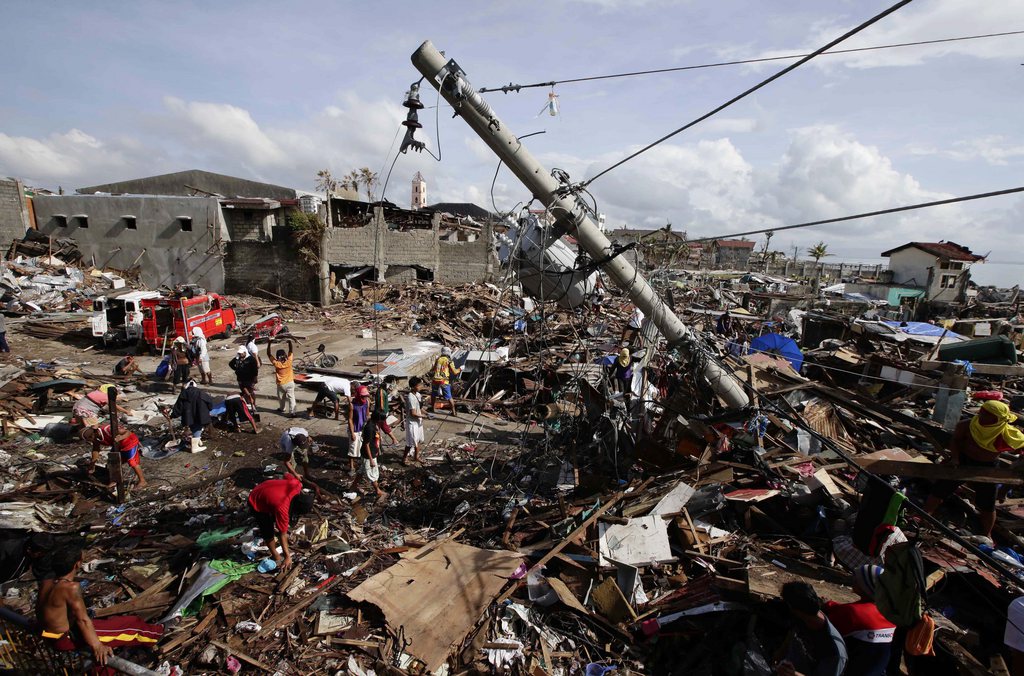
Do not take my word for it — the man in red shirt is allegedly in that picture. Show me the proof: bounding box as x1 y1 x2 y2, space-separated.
247 476 314 571
925 400 1024 537
82 422 147 489
824 565 895 676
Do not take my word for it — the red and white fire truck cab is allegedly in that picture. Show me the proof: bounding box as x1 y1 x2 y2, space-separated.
139 289 238 348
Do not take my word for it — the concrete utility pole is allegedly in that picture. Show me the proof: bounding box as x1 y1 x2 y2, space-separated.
411 41 749 408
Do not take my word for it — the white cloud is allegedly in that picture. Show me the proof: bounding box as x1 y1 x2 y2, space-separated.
0 129 137 186
750 0 1024 70
700 117 760 134
909 135 1024 166
163 97 288 169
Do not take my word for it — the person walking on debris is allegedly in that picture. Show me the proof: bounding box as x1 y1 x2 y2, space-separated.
247 475 314 572
621 303 645 346
404 377 426 465
169 336 191 391
81 421 148 489
372 375 400 446
229 346 259 409
430 346 460 416
172 380 213 453
609 348 634 396
222 393 258 434
716 309 734 335
924 399 1024 538
351 418 386 498
38 543 164 667
190 327 212 385
112 354 139 377
348 385 371 476
267 338 296 416
777 581 848 676
72 384 132 425
307 377 349 420
823 565 895 676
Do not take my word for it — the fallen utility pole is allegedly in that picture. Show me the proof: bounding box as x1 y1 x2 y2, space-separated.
411 40 749 408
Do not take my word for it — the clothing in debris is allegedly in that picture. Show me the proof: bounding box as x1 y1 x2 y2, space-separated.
72 388 109 421
824 599 894 676
967 400 1024 457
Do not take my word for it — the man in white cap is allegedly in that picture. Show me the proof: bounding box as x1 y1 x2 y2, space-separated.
170 336 191 392
190 327 211 385
429 347 460 416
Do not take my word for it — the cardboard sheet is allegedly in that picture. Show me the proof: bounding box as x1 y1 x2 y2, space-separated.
347 541 522 673
598 515 672 567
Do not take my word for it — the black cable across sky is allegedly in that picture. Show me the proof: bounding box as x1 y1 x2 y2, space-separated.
684 186 1024 244
477 29 1024 93
581 0 915 188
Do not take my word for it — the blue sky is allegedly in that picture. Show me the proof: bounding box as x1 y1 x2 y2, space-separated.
2 0 1023 284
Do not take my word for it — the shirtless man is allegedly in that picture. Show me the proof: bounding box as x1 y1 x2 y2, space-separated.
38 544 163 665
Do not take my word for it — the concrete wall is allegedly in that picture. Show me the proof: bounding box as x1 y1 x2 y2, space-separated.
33 194 228 292
887 248 969 303
0 179 30 250
324 207 495 286
223 207 278 242
224 226 317 301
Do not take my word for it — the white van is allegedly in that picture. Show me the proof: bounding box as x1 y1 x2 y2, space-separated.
91 290 162 346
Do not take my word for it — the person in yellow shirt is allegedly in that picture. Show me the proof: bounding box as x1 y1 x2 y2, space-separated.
267 338 296 416
430 346 461 416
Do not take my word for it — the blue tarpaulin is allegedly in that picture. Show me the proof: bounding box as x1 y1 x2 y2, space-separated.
749 333 803 371
882 321 964 340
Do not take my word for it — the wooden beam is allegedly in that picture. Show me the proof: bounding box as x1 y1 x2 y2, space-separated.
920 360 1024 377
855 459 1024 485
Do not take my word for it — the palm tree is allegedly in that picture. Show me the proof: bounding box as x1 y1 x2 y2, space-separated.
315 169 338 196
341 170 361 196
358 167 379 202
808 241 831 265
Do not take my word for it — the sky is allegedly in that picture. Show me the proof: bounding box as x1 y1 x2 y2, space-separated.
1 0 1023 285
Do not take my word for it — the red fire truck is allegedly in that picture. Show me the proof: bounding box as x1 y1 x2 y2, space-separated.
139 289 238 349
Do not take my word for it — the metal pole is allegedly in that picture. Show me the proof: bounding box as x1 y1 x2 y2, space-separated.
107 388 125 504
411 40 749 408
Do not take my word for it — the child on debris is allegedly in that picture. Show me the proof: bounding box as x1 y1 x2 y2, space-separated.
307 377 349 420
38 543 164 669
223 393 259 434
229 346 259 409
430 347 461 416
81 421 148 489
280 426 314 482
112 354 139 377
777 581 848 676
351 418 386 498
267 338 296 416
190 327 212 385
247 476 314 572
170 336 191 391
404 377 426 465
924 399 1024 539
347 385 371 476
371 375 400 446
71 384 133 425
171 380 213 453
823 565 895 676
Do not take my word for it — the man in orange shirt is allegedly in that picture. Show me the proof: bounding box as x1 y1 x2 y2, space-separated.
925 399 1024 537
267 338 296 416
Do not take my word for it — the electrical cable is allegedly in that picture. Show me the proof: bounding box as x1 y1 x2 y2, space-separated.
685 185 1024 244
477 29 1024 93
582 0 915 188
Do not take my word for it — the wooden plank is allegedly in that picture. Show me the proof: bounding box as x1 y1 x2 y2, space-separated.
920 360 1024 377
855 459 1024 485
211 639 275 672
248 576 342 643
93 591 175 618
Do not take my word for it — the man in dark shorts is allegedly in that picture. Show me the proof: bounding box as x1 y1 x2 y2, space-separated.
371 375 399 445
307 378 349 420
925 399 1024 537
229 346 259 409
223 393 258 434
113 355 139 377
247 475 314 571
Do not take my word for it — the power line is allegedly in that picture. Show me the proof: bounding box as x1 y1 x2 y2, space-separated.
582 0 915 188
684 185 1024 244
478 29 1024 94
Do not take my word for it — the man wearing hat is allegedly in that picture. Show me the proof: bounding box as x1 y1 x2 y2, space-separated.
229 345 259 409
429 347 460 416
247 475 314 572
169 336 191 391
347 385 371 476
823 565 895 676
925 399 1024 537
